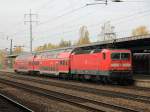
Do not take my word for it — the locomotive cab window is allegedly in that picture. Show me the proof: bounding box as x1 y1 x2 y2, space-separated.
111 53 120 60
93 49 102 53
74 49 92 55
121 53 130 60
111 53 130 60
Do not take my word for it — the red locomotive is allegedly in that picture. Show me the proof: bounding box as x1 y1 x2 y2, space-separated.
14 47 133 84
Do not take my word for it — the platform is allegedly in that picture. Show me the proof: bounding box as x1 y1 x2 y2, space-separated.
134 75 150 88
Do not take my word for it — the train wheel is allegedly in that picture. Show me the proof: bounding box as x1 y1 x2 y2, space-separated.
107 77 114 84
76 74 79 80
78 74 83 81
78 74 84 81
67 74 72 80
28 71 33 75
59 73 64 80
14 70 19 73
102 77 107 84
72 74 77 80
58 74 61 79
65 74 70 80
126 79 134 85
60 74 68 80
100 76 104 84
84 75 91 80
99 76 104 83
117 79 126 85
36 71 40 76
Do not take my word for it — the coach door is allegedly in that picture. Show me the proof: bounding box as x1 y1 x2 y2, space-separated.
101 52 107 70
59 59 69 73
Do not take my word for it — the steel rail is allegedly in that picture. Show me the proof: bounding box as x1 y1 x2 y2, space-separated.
0 93 33 112
0 77 141 112
1 70 150 92
3 74 150 104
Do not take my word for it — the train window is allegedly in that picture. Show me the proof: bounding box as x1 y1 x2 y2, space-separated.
63 60 65 65
64 60 67 65
41 55 44 59
111 53 130 60
65 48 73 53
111 53 120 60
60 60 62 65
74 50 92 55
90 50 94 54
34 61 39 65
93 49 102 53
40 53 45 59
60 60 65 65
121 53 130 60
103 53 106 60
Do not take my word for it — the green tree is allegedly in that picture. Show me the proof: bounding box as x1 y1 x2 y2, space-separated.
58 39 71 48
0 50 7 69
47 43 56 50
13 47 23 54
35 46 44 52
77 25 90 45
35 39 72 52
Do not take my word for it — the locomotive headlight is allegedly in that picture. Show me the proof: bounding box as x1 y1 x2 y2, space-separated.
111 63 119 67
122 63 131 67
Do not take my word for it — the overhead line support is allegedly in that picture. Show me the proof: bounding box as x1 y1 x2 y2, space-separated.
24 9 38 53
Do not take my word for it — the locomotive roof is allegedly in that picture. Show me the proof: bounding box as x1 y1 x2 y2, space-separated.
9 41 130 58
15 48 130 57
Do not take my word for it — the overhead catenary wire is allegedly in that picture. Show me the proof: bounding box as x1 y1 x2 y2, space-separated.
9 0 148 36
33 0 150 32
33 6 150 39
8 0 86 37
23 12 150 45
35 0 56 13
37 5 88 26
7 0 149 49
33 8 150 40
7 0 57 38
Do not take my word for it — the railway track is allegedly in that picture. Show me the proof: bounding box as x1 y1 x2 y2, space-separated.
0 77 141 112
0 93 33 112
2 73 150 104
1 70 150 92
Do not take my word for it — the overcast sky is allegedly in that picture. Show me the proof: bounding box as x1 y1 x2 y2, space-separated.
0 0 149 51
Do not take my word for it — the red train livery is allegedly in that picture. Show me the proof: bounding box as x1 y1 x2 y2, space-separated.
14 48 133 84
